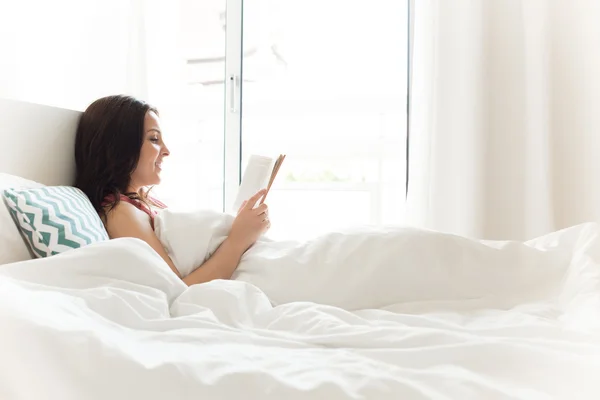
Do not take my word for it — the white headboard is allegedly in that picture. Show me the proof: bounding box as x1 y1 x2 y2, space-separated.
0 98 81 186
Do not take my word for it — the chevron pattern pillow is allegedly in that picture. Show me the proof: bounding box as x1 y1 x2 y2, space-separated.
2 186 109 258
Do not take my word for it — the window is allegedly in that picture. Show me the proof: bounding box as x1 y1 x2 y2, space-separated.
155 0 408 240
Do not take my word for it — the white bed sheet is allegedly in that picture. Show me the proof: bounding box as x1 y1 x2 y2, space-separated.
1 225 600 399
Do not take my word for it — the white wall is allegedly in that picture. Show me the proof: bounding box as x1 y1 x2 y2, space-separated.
0 0 145 110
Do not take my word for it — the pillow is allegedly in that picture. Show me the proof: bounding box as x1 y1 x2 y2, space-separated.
2 186 109 258
0 173 45 264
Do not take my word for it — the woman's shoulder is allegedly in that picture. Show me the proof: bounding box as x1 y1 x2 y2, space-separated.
102 199 159 240
102 197 155 236
105 199 148 219
101 191 164 224
102 195 145 219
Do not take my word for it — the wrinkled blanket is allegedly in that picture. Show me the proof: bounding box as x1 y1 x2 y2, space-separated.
155 209 600 313
1 214 599 399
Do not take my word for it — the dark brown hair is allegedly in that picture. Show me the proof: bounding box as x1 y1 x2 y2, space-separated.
74 95 158 218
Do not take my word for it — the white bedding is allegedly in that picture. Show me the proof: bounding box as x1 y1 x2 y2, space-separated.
1 217 600 399
155 209 595 311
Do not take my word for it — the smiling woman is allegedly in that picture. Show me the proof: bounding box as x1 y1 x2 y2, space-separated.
128 111 171 193
74 94 271 286
74 95 162 218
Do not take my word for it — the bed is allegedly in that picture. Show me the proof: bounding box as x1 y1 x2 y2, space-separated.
1 97 600 400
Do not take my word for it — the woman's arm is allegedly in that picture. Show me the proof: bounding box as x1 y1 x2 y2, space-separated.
181 237 246 285
104 190 270 285
182 190 270 284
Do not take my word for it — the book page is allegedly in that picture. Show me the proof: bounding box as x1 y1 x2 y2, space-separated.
231 154 286 212
231 155 275 212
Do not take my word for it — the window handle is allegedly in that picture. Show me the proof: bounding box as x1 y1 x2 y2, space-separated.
229 75 237 113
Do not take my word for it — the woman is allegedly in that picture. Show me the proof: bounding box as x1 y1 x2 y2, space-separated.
75 95 270 285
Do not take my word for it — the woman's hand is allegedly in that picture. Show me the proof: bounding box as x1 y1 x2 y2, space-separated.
229 189 271 252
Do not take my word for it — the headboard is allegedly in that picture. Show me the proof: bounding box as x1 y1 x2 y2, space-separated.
0 98 81 186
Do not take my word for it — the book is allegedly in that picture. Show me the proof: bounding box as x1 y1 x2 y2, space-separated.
232 154 286 212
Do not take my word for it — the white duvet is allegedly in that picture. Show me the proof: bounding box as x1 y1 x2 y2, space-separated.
0 211 599 399
154 209 597 312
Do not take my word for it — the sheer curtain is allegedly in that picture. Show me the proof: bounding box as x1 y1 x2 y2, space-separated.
407 0 600 240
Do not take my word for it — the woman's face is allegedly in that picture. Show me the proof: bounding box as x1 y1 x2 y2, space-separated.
129 111 170 191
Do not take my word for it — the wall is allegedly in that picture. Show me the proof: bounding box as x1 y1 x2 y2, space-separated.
0 0 145 110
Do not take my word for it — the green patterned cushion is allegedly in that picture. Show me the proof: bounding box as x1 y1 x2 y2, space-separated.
2 186 109 258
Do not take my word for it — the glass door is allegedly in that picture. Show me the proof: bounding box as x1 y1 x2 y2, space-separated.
154 0 243 212
240 0 408 239
151 0 408 236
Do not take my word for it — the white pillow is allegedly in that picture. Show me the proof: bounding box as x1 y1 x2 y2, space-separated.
0 173 45 264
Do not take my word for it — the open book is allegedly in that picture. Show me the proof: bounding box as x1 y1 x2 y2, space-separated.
232 154 286 212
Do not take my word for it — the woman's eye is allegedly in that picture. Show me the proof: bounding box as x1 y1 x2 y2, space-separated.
150 138 159 143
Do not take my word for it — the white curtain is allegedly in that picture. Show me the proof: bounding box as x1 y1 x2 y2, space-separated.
407 0 600 240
